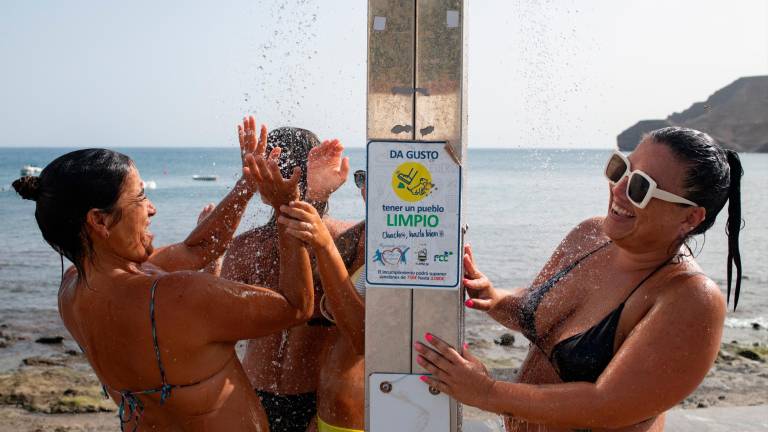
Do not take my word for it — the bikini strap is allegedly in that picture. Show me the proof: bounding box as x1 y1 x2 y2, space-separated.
549 241 612 284
621 257 674 304
117 391 144 432
149 279 173 404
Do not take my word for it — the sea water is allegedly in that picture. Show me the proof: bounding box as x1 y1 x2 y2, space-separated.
0 147 765 340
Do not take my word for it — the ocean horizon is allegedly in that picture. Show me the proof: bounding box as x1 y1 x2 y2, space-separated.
1 147 766 341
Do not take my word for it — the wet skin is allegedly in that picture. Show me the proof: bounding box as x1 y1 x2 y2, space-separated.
276 200 366 431
58 119 315 431
220 220 346 395
417 139 725 431
218 138 353 399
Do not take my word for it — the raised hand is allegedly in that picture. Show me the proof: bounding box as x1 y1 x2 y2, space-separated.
237 116 268 195
276 201 332 249
247 148 301 208
463 244 500 311
306 139 350 201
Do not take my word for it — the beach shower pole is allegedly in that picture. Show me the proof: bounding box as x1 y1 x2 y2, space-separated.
364 1 467 431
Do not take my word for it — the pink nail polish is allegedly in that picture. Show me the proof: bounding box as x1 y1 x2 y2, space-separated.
420 376 428 382
425 333 433 342
465 299 474 308
463 342 469 350
413 342 421 349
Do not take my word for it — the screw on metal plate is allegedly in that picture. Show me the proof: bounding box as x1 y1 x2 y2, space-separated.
380 381 392 393
429 386 440 395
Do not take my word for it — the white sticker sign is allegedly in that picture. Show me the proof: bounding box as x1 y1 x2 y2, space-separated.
365 141 462 289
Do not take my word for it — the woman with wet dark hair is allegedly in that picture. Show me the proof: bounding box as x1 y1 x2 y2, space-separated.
414 127 743 431
218 126 352 432
13 117 316 432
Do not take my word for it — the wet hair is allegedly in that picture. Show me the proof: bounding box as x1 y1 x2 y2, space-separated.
12 149 133 280
645 127 744 309
265 127 327 218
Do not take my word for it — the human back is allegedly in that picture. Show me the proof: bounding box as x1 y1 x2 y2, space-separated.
16 118 316 431
59 267 269 431
224 224 333 395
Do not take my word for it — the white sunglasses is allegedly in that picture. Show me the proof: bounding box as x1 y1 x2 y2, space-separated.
604 151 698 209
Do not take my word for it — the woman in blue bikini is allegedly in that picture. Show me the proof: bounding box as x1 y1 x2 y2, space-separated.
415 127 744 431
13 117 314 431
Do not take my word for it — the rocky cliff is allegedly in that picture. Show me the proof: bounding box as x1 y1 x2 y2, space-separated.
617 76 768 152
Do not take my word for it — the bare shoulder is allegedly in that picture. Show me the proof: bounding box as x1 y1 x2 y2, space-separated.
151 270 231 311
228 227 269 252
156 270 215 292
221 226 275 279
550 217 608 262
323 216 359 238
660 270 726 320
569 216 606 242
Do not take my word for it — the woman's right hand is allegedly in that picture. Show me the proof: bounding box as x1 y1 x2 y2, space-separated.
463 244 500 311
247 149 301 208
276 201 333 250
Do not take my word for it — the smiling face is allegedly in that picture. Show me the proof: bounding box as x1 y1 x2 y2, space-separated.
603 139 701 253
103 166 157 263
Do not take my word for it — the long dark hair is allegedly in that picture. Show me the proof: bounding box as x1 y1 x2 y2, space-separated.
265 127 328 219
646 127 744 309
13 149 133 279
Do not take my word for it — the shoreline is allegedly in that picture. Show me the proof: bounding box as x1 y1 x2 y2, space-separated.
1 308 766 431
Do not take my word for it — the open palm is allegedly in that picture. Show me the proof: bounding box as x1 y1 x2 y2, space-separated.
307 139 350 201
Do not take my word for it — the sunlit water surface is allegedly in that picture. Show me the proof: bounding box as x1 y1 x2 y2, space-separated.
1 148 765 348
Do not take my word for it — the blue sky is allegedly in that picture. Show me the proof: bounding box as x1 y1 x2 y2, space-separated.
0 0 765 148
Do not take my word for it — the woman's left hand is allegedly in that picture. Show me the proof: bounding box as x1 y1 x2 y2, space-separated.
415 333 495 410
277 201 333 250
237 115 268 195
306 139 349 201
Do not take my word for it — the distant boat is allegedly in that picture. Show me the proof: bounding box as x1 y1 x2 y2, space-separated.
20 165 42 176
192 175 218 181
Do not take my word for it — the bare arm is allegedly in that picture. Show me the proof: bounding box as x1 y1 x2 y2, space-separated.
150 117 268 272
278 201 365 354
463 244 527 331
181 150 314 343
277 214 314 320
418 276 726 429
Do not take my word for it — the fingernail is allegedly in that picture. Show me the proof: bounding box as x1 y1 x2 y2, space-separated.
465 299 474 308
416 356 424 365
419 376 428 383
463 342 469 350
413 342 421 350
425 333 433 342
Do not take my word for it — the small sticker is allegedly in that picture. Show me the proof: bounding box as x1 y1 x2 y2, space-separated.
373 16 387 31
447 10 459 28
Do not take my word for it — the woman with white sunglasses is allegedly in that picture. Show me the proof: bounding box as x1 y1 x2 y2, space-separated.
413 127 744 431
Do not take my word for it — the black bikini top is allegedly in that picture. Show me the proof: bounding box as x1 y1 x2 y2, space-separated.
520 242 672 383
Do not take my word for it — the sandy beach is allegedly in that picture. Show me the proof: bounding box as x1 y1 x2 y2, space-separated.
0 308 766 431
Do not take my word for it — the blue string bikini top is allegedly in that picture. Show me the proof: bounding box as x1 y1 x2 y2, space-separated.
520 242 672 383
80 279 200 432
